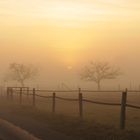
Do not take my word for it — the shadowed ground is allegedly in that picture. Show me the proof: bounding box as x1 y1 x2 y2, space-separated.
0 98 140 140
0 118 40 140
0 99 77 140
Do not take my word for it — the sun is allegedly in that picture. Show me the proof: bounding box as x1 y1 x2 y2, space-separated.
67 66 73 70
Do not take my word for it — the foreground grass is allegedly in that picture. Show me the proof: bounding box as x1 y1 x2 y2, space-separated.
6 106 140 140
0 99 140 140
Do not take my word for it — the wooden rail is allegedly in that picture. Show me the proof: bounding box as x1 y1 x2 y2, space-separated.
6 87 140 130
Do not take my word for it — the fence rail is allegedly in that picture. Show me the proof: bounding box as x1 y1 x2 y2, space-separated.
6 87 140 130
35 94 53 99
55 96 78 101
83 99 121 106
126 104 140 109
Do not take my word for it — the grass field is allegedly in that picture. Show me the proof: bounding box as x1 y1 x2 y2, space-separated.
1 90 140 131
0 90 140 140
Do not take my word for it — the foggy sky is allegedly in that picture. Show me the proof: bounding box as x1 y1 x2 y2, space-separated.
0 0 140 89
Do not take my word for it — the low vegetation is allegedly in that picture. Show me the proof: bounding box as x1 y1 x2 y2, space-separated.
0 99 139 140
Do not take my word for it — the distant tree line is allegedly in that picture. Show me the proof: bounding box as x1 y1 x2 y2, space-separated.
3 61 122 90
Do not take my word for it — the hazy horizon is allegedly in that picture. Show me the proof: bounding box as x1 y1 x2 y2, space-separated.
0 0 140 89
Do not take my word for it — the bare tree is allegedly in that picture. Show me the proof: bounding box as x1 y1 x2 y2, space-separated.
6 63 38 87
81 61 122 90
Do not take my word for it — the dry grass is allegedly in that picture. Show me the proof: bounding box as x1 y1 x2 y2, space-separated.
7 105 140 140
9 90 140 131
0 91 140 140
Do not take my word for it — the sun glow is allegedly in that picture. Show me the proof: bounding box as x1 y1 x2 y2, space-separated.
40 1 112 27
46 2 107 19
32 1 137 27
1 0 138 27
0 0 140 69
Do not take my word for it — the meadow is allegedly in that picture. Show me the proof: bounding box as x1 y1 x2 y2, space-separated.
3 88 140 131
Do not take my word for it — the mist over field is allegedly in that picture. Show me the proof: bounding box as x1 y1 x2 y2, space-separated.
0 0 140 90
0 1 140 140
0 37 140 90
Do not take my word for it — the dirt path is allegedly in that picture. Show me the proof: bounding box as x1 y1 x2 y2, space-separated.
0 118 40 140
0 114 75 140
0 102 76 140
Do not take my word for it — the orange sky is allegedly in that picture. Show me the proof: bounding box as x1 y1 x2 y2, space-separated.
0 0 140 89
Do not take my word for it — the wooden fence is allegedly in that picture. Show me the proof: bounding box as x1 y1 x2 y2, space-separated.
6 87 140 130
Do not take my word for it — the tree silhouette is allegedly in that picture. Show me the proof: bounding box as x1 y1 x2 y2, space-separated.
6 63 38 87
81 61 121 90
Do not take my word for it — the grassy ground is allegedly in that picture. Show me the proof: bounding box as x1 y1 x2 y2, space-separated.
14 106 140 140
0 98 140 140
7 91 140 131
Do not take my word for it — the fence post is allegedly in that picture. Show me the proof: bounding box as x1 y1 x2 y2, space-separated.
0 86 2 98
19 87 22 105
10 88 13 101
52 92 56 113
7 87 9 99
27 87 29 99
79 88 83 118
33 88 36 107
120 89 127 129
